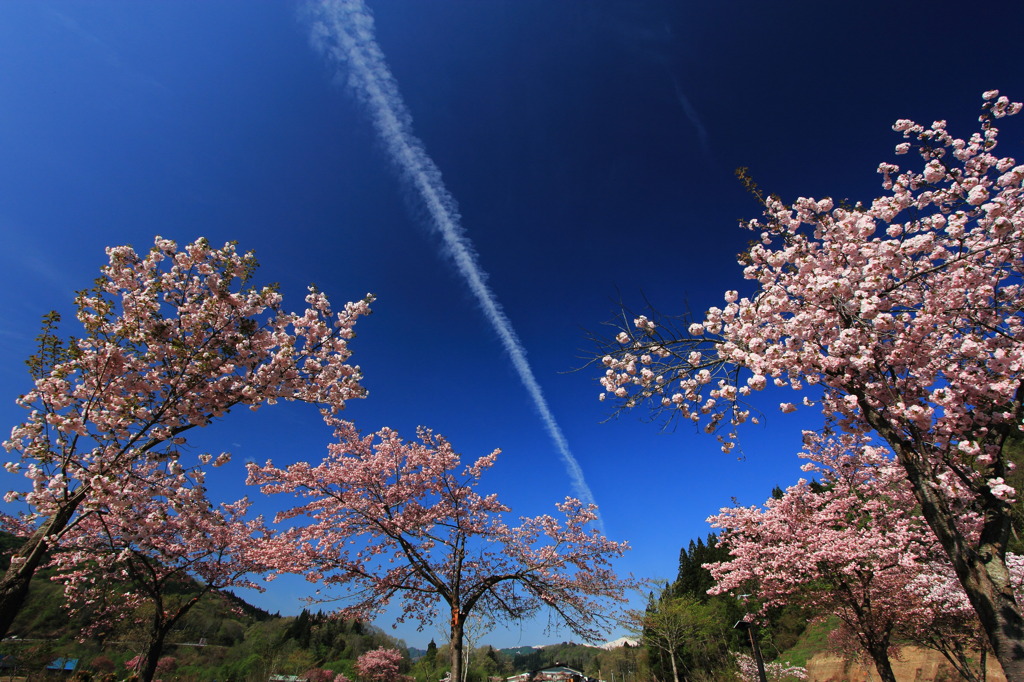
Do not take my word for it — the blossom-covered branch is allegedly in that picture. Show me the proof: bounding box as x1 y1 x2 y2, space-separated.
0 236 373 638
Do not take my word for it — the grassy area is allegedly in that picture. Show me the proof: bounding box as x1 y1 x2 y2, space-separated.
774 617 839 668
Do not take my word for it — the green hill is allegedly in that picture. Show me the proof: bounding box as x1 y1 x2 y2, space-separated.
0 533 408 681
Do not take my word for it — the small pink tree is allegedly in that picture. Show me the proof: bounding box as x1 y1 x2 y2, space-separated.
125 654 144 674
355 647 411 682
595 91 1024 675
155 656 176 674
248 418 635 682
0 236 372 638
708 433 1002 682
303 668 340 682
707 434 934 682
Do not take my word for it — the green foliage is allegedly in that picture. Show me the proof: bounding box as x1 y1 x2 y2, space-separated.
643 592 739 681
640 535 743 681
505 641 600 675
758 603 813 661
410 639 446 682
642 534 810 681
671 534 723 601
461 645 512 682
774 616 840 668
589 642 646 682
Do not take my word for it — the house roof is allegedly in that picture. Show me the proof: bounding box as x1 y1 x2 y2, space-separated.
46 658 79 671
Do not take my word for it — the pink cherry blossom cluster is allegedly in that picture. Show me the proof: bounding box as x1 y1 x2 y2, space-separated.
598 90 1023 467
303 668 347 682
45 453 277 681
50 460 273 629
3 235 372 530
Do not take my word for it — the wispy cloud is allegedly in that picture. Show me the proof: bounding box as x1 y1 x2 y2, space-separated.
305 0 600 516
0 223 82 302
46 8 168 95
670 76 713 164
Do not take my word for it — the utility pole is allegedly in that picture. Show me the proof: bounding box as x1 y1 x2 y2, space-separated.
733 620 767 682
734 594 767 682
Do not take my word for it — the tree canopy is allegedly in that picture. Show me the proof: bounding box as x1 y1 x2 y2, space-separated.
248 418 635 682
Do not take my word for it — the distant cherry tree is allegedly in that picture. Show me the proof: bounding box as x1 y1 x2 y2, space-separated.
355 647 411 682
303 668 341 682
248 418 634 682
595 91 1024 676
712 432 950 675
0 236 373 638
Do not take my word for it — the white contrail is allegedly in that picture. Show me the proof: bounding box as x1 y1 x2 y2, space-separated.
307 0 600 514
670 76 713 164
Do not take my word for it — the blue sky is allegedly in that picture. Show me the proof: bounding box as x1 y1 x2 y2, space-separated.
2 0 1023 650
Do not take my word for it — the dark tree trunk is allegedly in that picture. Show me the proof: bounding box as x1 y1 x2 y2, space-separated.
904 457 1024 679
0 487 86 638
864 641 898 682
862 404 1024 680
136 593 203 682
450 610 465 682
139 625 171 682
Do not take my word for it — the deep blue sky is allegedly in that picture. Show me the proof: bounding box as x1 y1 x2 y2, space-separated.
2 0 1023 649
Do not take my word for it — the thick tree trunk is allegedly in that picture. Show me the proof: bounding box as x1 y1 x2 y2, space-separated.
863 405 1024 680
139 626 171 682
667 647 680 682
0 487 87 638
450 612 464 682
864 641 898 682
902 456 1024 679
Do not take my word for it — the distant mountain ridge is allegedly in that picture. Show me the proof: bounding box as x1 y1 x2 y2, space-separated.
598 637 637 650
495 637 636 658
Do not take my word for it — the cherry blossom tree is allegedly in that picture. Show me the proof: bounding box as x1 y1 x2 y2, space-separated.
595 91 1024 676
355 647 411 682
247 418 634 682
706 433 1004 682
0 236 373 638
899 551 1024 681
896 560 990 682
50 458 274 682
707 435 926 682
